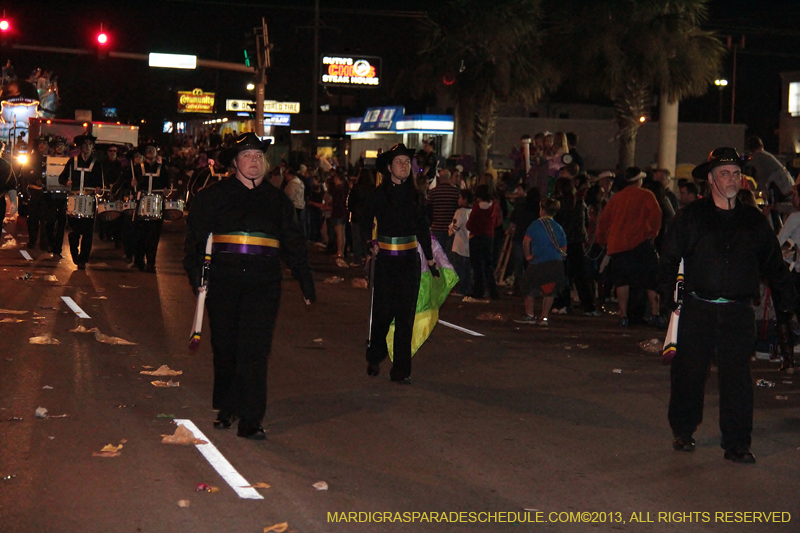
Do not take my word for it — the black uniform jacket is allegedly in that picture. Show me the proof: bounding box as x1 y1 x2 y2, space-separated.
183 177 316 301
58 155 103 191
133 161 169 192
362 177 433 261
658 196 795 312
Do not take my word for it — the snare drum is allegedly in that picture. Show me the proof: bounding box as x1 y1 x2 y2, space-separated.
137 194 163 221
66 193 96 219
121 198 137 214
163 199 185 221
97 200 122 221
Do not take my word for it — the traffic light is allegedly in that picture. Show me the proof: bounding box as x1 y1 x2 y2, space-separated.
0 19 9 32
95 24 109 58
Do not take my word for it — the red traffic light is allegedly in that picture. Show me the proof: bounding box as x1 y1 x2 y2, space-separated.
0 20 10 32
97 32 108 45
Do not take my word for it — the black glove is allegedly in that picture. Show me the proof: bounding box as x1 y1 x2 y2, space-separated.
429 263 440 278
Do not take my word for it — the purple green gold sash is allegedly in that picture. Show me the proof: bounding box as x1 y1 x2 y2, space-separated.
212 232 280 256
377 235 417 257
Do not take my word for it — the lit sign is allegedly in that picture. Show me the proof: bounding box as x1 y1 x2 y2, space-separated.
790 82 800 117
359 106 403 131
225 100 300 114
321 55 381 88
149 53 197 70
177 89 215 113
264 114 291 126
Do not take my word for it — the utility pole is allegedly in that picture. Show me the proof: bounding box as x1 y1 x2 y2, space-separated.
254 17 272 137
728 35 745 125
311 0 320 154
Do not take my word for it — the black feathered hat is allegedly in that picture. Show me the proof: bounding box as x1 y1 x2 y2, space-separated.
376 143 415 173
73 133 97 146
691 147 744 181
218 132 271 166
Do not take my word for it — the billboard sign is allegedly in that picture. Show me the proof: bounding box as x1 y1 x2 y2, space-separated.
177 89 215 113
321 55 381 88
359 106 403 132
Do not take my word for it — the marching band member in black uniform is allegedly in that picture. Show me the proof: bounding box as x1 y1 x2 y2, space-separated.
23 137 49 249
58 134 103 269
101 144 125 247
46 137 69 259
132 143 168 273
183 132 315 439
363 143 436 384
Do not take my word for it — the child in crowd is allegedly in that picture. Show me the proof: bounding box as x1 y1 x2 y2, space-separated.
466 185 501 300
449 189 474 296
515 198 567 326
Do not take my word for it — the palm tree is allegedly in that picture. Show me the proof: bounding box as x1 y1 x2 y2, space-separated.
552 0 725 170
407 0 554 174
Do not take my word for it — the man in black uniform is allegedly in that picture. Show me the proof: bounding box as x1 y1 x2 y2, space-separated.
0 141 17 223
58 134 104 269
23 137 49 249
46 137 70 259
363 143 437 384
101 145 125 247
183 132 315 440
132 144 168 272
658 147 795 464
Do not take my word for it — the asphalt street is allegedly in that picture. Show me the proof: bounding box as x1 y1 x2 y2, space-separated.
0 216 798 533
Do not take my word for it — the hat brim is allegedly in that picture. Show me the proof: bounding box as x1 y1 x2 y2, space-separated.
691 159 742 181
376 146 415 173
219 138 271 167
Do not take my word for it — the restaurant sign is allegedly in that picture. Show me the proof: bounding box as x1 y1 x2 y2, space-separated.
177 89 215 113
320 55 381 88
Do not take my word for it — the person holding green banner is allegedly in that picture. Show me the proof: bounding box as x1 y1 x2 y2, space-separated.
363 143 457 384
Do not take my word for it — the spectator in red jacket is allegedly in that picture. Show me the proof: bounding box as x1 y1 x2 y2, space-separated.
467 184 502 299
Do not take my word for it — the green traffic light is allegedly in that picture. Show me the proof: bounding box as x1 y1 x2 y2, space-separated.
243 50 250 67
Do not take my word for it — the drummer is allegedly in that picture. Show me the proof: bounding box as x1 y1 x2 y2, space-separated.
58 133 104 270
46 136 69 259
23 137 50 250
132 142 169 273
100 144 125 247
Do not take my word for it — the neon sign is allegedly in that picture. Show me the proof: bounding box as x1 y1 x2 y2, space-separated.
321 55 381 88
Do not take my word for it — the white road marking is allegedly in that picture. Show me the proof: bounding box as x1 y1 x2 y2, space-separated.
61 296 91 319
438 320 484 337
173 419 263 500
20 250 32 261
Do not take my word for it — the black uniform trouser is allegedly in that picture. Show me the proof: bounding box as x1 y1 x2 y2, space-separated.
26 194 47 248
67 215 95 264
134 219 163 267
470 235 498 299
669 294 755 450
206 265 281 424
366 254 420 380
553 243 596 312
122 212 136 259
46 197 67 255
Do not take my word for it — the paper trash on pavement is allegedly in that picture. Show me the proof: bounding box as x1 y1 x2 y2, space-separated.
93 443 123 458
177 500 191 508
351 278 368 289
70 326 137 345
638 338 661 353
151 380 180 388
476 312 505 321
90 296 108 300
612 368 623 374
35 407 48 418
242 482 271 489
0 309 28 315
755 379 776 388
263 523 289 533
161 424 207 445
30 335 60 345
44 275 58 282
323 276 344 284
0 318 24 323
140 365 182 377
312 481 328 491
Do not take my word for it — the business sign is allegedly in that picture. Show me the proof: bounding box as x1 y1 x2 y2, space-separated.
359 106 403 132
263 114 291 126
177 89 215 113
225 99 300 114
320 55 381 88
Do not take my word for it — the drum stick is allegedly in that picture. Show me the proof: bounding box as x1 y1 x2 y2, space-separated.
189 233 213 350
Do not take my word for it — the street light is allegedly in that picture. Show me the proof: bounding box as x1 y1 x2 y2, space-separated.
715 79 728 123
246 83 255 91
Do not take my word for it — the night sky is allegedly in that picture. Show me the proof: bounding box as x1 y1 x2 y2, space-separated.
3 0 799 150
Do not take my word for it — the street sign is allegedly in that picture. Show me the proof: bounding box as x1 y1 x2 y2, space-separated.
149 53 198 70
263 114 290 126
225 99 300 114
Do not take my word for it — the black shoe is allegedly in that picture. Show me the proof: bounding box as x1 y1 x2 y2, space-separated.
391 376 412 385
724 447 756 464
213 411 237 429
367 363 380 377
77 263 86 270
672 436 695 452
27 241 36 249
145 264 156 274
237 422 266 440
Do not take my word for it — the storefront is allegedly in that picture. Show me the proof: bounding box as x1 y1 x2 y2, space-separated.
345 106 454 167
